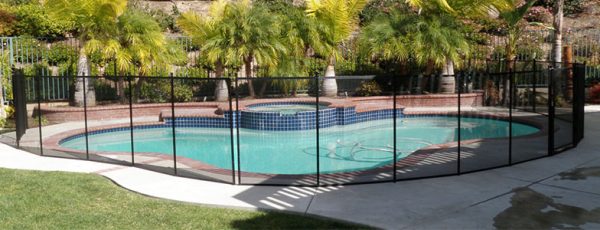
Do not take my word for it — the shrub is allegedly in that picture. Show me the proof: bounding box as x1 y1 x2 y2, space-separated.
359 0 408 25
355 80 382 96
173 81 193 102
12 4 73 38
0 7 16 36
130 0 180 33
1 50 12 100
46 43 77 65
589 84 600 102
94 80 119 101
57 61 76 76
525 6 552 23
534 0 584 16
23 63 51 76
4 105 15 119
139 79 193 103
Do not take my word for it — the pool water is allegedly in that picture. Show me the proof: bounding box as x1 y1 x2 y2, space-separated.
60 117 539 175
246 103 328 115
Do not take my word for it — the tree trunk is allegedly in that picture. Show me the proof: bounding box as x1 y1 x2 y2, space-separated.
134 78 144 103
258 80 268 98
422 60 435 92
564 45 573 100
438 58 455 94
321 56 338 97
245 56 256 98
553 0 564 67
501 59 515 106
214 61 229 101
552 0 565 104
73 52 96 107
117 78 126 104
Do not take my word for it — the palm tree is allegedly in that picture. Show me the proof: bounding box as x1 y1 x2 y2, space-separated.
359 9 470 93
405 0 512 16
46 0 128 107
178 0 287 100
497 0 537 104
104 9 176 103
255 0 325 96
305 0 368 97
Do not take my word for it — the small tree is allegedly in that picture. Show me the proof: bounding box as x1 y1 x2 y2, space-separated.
46 0 128 107
306 0 368 97
360 10 470 93
498 0 537 104
105 9 176 103
178 0 287 100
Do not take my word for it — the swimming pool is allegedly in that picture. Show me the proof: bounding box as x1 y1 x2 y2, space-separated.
59 116 539 175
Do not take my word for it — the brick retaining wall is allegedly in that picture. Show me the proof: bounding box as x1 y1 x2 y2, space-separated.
37 93 483 124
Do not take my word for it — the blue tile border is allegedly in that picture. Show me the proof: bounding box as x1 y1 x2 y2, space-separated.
163 103 405 131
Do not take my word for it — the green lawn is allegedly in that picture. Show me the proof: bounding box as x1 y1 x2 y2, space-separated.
0 168 368 229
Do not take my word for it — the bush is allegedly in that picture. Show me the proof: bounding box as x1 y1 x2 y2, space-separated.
94 80 119 102
57 61 76 76
525 6 552 23
4 105 15 119
534 0 584 16
23 63 51 76
12 4 73 38
589 84 600 102
359 0 408 25
139 79 193 103
355 80 382 96
0 6 16 36
46 43 77 65
173 81 193 102
131 1 180 33
1 50 12 100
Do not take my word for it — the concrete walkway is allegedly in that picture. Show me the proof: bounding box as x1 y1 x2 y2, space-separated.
2 110 600 229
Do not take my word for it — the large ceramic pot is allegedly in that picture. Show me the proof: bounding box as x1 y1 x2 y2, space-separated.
322 65 338 97
438 59 456 94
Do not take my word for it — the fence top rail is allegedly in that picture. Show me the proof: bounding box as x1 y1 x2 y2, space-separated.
19 75 234 81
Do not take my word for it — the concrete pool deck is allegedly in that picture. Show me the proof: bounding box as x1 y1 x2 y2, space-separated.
1 108 600 229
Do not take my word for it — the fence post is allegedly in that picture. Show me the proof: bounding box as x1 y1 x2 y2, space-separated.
11 67 27 148
227 78 236 185
457 71 461 175
170 73 178 175
509 68 514 165
235 76 241 184
316 74 321 187
82 73 89 160
572 63 586 145
393 75 397 182
548 67 555 156
128 74 134 166
533 59 537 112
36 73 43 155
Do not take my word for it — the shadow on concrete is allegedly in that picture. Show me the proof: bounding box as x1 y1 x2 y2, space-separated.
494 187 600 229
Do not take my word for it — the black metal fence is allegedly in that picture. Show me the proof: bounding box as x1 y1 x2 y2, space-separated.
1 61 586 186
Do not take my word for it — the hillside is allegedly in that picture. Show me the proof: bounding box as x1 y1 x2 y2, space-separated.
141 0 600 32
564 0 600 31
